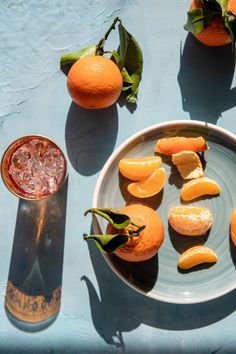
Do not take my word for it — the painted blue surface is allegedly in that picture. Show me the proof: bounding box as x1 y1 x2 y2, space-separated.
0 1 236 353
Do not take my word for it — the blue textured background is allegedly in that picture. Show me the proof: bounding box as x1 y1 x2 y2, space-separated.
0 1 236 353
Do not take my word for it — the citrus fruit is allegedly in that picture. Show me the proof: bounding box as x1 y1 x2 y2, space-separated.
178 245 218 270
228 0 236 15
172 150 204 180
67 55 123 109
118 156 162 181
154 136 207 155
168 206 213 236
127 167 166 198
230 210 236 246
106 204 164 262
189 0 231 46
180 177 221 201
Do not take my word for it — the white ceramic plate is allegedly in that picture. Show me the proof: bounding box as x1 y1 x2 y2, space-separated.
92 120 236 304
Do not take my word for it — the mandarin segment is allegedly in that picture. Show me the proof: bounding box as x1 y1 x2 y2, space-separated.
127 167 166 198
178 245 218 270
118 156 162 181
106 204 164 262
172 150 204 180
169 206 213 236
181 177 221 201
230 210 236 246
155 136 207 155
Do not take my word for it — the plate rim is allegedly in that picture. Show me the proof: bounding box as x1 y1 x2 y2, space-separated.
92 120 236 304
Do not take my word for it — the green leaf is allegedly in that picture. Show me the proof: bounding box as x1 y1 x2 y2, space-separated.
224 12 236 45
184 8 216 34
118 21 143 103
84 208 130 229
60 44 98 69
215 0 228 11
83 233 129 254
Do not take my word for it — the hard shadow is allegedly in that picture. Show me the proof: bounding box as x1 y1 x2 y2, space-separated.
65 102 118 176
5 178 68 332
178 33 236 124
82 224 236 349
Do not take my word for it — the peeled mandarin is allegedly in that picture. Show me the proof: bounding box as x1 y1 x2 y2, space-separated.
127 167 166 198
118 156 162 181
172 150 204 180
155 136 207 155
178 245 218 270
168 206 213 236
181 177 221 201
230 210 236 246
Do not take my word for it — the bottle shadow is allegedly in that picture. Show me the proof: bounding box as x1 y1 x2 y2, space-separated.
177 33 236 124
5 178 68 332
65 102 118 176
82 223 236 349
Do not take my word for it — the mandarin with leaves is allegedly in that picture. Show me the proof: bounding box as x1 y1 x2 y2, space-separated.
185 0 236 46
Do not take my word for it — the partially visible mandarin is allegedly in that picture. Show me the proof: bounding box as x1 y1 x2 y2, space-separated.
230 210 236 246
155 136 207 155
178 245 218 270
127 167 166 198
106 204 164 262
181 177 221 201
119 156 162 181
189 0 231 46
67 55 123 109
172 150 204 180
169 206 213 236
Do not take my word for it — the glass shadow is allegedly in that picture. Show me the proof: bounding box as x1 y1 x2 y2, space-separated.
5 178 68 332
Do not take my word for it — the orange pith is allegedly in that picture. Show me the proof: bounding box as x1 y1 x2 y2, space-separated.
155 136 207 155
178 245 218 270
230 210 236 246
106 204 164 262
118 156 162 181
181 177 221 201
127 167 166 198
67 55 123 109
168 206 213 236
172 150 204 180
190 0 231 46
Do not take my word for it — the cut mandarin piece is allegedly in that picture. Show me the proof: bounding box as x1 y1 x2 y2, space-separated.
172 150 204 180
230 210 236 246
127 167 166 198
181 177 221 201
178 245 218 270
155 136 207 155
168 206 213 236
118 156 162 181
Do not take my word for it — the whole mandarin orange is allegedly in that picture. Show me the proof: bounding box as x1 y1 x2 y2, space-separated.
190 0 231 46
106 204 164 262
67 55 123 109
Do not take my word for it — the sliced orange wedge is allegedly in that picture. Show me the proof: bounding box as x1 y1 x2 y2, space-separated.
230 210 236 246
178 245 218 270
155 136 208 155
168 206 213 236
172 150 204 180
127 167 166 198
181 177 221 201
118 156 162 181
